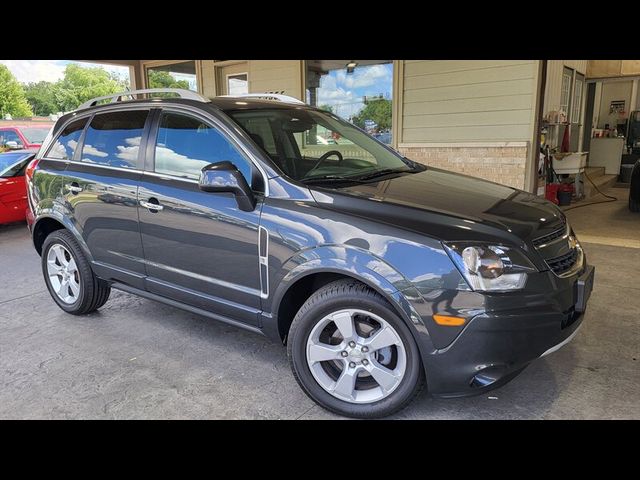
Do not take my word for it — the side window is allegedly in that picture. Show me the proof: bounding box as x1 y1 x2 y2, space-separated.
81 110 148 169
1 130 22 147
154 111 253 184
47 118 87 160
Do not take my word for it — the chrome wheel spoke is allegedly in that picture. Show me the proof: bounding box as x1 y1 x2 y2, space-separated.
58 278 70 298
69 278 80 297
332 311 356 341
367 361 401 393
364 326 399 352
67 258 77 273
308 343 344 363
332 365 359 399
53 245 69 267
47 258 63 276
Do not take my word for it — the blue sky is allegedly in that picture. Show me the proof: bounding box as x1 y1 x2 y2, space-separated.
314 63 393 119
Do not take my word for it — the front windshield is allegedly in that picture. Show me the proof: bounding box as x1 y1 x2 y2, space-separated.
20 127 50 144
228 108 416 183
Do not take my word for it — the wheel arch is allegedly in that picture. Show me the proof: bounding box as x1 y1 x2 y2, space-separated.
269 254 428 349
32 214 92 263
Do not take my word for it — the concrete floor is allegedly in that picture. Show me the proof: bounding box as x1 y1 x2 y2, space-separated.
0 187 638 419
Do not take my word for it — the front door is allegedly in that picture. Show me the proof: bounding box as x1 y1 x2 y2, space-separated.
61 109 150 289
138 109 263 326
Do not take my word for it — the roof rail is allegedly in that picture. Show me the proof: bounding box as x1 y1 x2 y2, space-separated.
219 93 305 105
78 88 210 110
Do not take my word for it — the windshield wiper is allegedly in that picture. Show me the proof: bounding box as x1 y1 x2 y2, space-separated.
353 167 412 182
301 175 367 185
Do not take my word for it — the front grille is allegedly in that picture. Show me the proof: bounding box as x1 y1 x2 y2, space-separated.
546 248 579 275
533 222 567 247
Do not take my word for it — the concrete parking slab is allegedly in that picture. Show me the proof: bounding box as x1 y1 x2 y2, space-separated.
0 188 638 419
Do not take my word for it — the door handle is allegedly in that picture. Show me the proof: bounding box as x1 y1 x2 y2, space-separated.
140 199 164 212
66 183 83 194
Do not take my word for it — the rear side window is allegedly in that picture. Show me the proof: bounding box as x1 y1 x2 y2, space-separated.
81 110 148 169
47 118 87 160
154 111 252 184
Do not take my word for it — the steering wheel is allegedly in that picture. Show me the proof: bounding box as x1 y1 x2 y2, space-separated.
305 150 344 177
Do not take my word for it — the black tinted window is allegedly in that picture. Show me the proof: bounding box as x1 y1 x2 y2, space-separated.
155 112 252 184
81 111 148 169
47 119 87 160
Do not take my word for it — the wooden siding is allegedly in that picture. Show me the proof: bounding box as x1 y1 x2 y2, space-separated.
401 61 538 143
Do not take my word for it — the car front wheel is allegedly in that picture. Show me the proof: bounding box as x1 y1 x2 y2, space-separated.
287 280 424 418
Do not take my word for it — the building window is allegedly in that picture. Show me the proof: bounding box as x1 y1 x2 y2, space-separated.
305 60 393 145
227 73 249 96
146 61 198 92
572 74 584 125
560 67 574 121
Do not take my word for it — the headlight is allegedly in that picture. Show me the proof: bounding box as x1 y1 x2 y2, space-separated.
443 242 537 292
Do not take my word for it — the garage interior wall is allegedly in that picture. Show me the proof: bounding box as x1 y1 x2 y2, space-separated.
396 60 541 190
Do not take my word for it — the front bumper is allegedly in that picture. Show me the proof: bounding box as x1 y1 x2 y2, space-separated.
420 263 593 397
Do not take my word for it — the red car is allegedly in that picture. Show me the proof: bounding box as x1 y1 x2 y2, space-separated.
0 125 51 150
0 150 35 224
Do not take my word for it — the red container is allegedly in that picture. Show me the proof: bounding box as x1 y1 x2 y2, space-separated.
545 183 560 204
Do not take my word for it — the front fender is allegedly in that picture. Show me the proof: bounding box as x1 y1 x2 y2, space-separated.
268 245 435 352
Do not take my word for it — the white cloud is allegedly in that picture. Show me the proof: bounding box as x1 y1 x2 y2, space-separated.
336 64 391 89
82 143 108 158
0 60 66 83
116 136 142 162
155 146 209 178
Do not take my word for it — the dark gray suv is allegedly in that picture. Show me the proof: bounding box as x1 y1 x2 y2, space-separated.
25 89 594 418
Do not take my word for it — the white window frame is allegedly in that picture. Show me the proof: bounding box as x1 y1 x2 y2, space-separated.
226 72 249 96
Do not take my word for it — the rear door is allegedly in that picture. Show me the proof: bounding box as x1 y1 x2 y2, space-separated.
61 108 151 289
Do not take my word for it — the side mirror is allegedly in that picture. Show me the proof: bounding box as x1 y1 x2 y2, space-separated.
5 141 21 150
199 161 256 212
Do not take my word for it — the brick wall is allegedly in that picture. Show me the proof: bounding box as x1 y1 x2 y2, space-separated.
397 143 529 190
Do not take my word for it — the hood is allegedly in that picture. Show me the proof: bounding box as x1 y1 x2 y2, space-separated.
309 167 565 246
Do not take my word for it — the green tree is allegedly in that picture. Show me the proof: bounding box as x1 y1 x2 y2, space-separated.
52 64 128 112
352 98 392 131
24 81 59 116
147 70 190 90
0 65 33 118
318 104 334 113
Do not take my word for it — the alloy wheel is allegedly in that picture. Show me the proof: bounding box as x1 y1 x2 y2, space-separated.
46 244 81 304
306 308 407 404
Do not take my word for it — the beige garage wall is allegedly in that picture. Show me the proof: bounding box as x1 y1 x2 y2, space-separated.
198 60 303 100
396 60 541 190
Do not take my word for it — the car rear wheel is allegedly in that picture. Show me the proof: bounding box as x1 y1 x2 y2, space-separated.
41 230 111 315
287 279 424 418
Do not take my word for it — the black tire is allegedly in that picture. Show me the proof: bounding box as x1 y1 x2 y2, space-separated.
41 229 111 315
287 279 424 418
630 193 640 212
